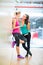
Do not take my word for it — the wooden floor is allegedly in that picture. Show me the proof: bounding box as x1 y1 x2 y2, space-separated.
0 48 43 65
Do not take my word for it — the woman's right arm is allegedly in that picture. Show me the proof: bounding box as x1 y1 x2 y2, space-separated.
21 20 24 27
12 18 16 29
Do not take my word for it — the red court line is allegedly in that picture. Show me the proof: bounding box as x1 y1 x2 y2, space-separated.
15 6 43 8
0 6 43 8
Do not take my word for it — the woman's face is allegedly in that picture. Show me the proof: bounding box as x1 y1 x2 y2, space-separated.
22 15 26 20
17 13 21 18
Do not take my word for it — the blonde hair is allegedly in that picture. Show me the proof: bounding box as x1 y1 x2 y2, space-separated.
15 11 21 15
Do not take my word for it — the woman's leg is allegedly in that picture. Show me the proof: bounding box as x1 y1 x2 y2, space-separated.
22 33 32 57
26 32 32 56
13 33 24 59
22 35 28 51
18 33 27 43
22 35 29 56
13 33 20 55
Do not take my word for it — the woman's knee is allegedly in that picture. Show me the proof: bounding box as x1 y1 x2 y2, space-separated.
19 39 25 44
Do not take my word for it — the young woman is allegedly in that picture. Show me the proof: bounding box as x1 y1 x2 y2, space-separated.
21 14 32 57
12 11 27 59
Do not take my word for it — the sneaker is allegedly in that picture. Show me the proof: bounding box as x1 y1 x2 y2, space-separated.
17 55 24 59
12 41 16 48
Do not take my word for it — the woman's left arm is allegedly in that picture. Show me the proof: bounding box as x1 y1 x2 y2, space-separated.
27 22 30 30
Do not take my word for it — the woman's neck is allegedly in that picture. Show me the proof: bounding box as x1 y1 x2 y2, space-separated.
22 18 25 21
22 19 25 26
15 16 19 21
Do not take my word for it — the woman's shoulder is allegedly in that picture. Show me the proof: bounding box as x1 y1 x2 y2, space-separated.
13 17 16 20
12 17 16 24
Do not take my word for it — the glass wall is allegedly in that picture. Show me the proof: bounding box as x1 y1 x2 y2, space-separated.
15 3 43 39
15 3 43 47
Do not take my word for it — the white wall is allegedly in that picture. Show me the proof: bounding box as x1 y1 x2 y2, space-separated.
0 15 12 43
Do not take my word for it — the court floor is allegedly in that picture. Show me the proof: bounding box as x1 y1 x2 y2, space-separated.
0 47 43 65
